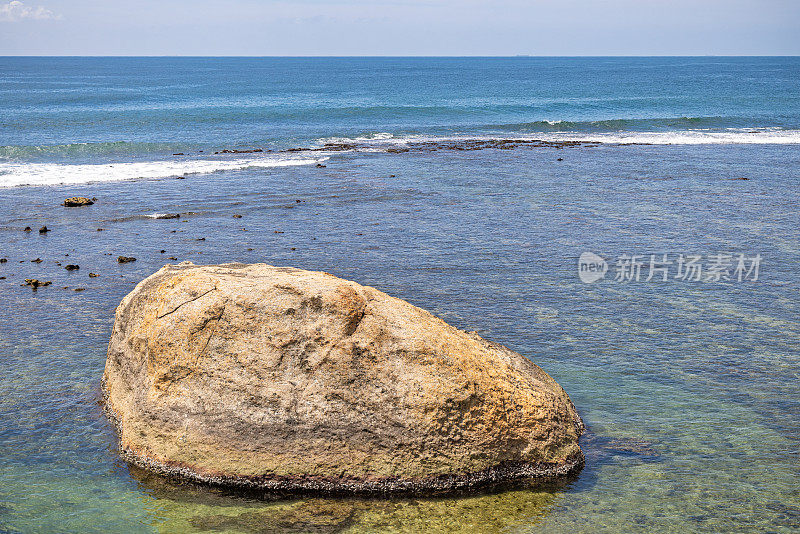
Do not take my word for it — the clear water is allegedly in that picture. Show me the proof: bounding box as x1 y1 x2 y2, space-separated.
0 58 799 533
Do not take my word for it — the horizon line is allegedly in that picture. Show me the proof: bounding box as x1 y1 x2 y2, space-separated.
1 54 799 58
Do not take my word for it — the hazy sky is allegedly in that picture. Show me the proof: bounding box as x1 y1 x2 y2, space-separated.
1 0 799 56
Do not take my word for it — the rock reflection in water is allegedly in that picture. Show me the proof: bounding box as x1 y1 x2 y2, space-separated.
129 465 564 533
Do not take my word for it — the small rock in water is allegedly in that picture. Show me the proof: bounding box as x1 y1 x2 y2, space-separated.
23 279 51 288
557 158 564 161
316 163 326 168
215 148 263 154
24 227 32 232
0 258 7 263
97 228 104 231
151 213 180 220
197 237 206 241
118 256 137 264
168 257 178 260
39 226 49 234
31 258 42 263
65 264 80 271
0 276 5 280
63 197 94 207
89 273 99 278
74 288 86 292
232 214 242 219
173 153 184 156
160 250 166 253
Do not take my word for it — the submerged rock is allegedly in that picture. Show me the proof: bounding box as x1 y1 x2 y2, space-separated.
23 279 51 288
103 263 583 495
63 197 95 207
118 256 137 264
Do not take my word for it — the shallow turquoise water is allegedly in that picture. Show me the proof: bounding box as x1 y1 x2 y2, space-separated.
1 144 799 532
1 58 799 532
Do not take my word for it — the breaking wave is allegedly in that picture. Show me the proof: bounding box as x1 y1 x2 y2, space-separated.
0 155 327 188
318 126 800 147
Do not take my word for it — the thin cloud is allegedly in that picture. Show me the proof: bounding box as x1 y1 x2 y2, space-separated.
0 1 59 22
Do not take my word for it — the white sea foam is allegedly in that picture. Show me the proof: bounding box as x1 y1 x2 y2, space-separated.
318 128 800 147
537 129 800 145
0 155 327 188
319 132 396 145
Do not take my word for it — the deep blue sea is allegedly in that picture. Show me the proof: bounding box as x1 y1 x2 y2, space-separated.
1 57 800 185
1 57 799 532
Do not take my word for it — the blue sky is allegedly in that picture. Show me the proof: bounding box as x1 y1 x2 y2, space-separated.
1 0 799 55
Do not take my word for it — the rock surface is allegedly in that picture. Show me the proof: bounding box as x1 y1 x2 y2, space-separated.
103 263 584 495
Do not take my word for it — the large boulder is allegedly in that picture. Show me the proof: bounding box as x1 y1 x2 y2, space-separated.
103 263 584 494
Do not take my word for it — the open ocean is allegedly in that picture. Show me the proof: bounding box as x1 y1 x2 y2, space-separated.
1 57 799 532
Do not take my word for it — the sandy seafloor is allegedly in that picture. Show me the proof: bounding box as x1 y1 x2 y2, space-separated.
0 142 799 532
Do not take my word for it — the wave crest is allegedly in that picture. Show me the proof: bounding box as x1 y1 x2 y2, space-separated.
0 155 327 188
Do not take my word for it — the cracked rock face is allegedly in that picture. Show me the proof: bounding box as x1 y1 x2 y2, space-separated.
103 262 584 494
